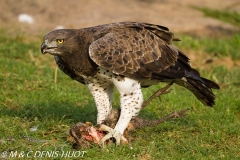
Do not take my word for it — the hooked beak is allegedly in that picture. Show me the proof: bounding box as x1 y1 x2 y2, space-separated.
41 42 47 54
41 41 58 55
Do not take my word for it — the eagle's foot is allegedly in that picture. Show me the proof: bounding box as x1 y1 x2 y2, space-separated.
98 124 128 146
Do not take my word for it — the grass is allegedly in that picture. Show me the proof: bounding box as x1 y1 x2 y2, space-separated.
1 15 240 159
192 6 240 27
176 34 240 60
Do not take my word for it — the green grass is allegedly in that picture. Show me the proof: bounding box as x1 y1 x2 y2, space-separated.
192 6 240 27
0 28 240 159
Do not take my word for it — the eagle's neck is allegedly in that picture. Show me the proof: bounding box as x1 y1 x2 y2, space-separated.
60 30 98 77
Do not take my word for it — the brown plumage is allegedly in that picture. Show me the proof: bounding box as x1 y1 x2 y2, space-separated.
41 22 219 106
41 22 220 145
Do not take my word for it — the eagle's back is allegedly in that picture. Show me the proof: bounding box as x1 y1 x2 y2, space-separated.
88 22 180 43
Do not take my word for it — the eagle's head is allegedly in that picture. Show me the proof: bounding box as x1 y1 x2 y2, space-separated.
41 29 79 56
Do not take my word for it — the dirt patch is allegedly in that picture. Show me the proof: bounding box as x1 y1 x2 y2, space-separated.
0 0 239 36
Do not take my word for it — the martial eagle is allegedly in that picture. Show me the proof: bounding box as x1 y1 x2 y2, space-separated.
41 22 220 145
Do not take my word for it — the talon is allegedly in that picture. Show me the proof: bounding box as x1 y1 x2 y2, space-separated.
98 124 128 146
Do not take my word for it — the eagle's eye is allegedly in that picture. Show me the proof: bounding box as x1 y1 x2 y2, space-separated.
57 39 64 44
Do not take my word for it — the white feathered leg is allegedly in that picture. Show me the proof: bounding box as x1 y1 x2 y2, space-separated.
100 77 143 145
85 79 114 124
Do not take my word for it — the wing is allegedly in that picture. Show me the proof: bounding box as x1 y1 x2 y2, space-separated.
89 24 185 80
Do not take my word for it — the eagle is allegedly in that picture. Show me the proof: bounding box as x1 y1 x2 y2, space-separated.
41 22 220 145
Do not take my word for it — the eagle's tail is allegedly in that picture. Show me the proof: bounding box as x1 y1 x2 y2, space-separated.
175 72 220 107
